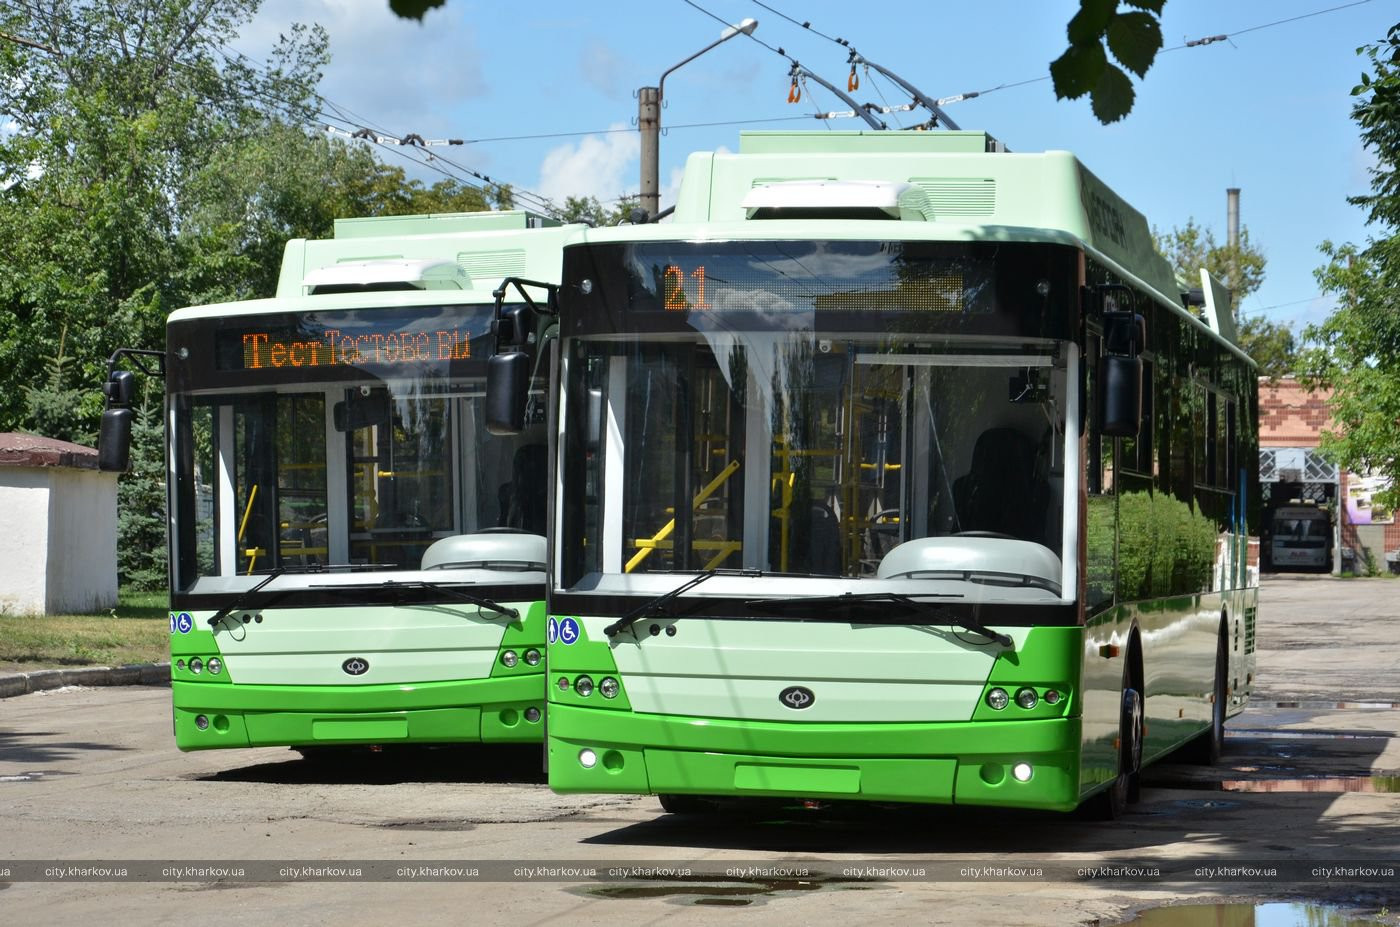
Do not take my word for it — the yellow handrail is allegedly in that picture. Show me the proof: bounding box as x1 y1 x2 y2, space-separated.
625 460 741 573
237 485 259 574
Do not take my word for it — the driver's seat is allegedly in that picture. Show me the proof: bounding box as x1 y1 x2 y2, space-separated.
952 428 1044 541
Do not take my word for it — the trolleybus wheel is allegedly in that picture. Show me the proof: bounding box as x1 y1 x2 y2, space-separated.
658 794 713 815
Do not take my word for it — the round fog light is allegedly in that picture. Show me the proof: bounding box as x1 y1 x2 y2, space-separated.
599 677 620 699
524 649 541 666
1045 689 1062 705
189 657 203 675
579 748 598 769
986 687 1009 710
195 714 210 731
207 657 223 675
574 675 594 697
501 650 518 668
557 676 570 690
1012 762 1034 782
524 707 541 723
1015 687 1039 710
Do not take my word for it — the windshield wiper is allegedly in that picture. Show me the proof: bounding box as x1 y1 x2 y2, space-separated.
207 568 290 627
604 571 716 638
314 579 520 619
744 592 1012 648
604 568 768 638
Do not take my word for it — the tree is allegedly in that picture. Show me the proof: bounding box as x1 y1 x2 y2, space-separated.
0 1 327 435
1295 25 1400 514
555 194 642 228
1154 218 1294 377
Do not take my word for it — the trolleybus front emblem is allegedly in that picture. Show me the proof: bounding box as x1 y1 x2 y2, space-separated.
779 686 815 710
342 657 370 676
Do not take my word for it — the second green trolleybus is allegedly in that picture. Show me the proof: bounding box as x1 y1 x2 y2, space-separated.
491 131 1258 816
104 210 573 753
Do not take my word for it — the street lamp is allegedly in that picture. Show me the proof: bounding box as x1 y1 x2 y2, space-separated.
639 18 757 220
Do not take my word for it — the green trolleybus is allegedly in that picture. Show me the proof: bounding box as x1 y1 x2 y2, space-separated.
494 132 1258 816
103 211 572 752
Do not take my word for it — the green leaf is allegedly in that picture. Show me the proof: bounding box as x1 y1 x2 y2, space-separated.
1106 11 1162 78
1090 62 1135 123
388 0 446 19
1050 42 1107 101
1066 0 1119 45
1122 0 1165 13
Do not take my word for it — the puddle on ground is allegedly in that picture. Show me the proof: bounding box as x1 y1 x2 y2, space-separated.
581 874 874 907
1123 901 1379 925
1231 729 1388 740
1160 775 1400 794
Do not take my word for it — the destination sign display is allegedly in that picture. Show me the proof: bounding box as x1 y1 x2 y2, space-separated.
237 327 473 370
211 306 496 375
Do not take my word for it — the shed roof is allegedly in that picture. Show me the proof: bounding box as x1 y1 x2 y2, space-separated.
0 433 99 469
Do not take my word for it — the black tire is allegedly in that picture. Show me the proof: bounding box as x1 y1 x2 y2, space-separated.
1180 629 1227 765
1085 681 1143 820
657 793 712 815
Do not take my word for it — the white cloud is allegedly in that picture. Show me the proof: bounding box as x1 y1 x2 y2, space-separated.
535 125 638 204
239 0 486 139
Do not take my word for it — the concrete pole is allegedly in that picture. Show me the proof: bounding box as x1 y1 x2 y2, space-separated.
1226 187 1240 316
639 87 661 220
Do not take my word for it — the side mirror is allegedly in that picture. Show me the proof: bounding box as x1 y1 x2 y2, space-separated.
332 392 391 432
103 369 136 407
1098 311 1146 438
1098 355 1142 437
485 352 531 435
98 407 134 472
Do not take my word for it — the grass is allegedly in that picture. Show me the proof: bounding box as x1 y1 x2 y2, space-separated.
0 590 169 674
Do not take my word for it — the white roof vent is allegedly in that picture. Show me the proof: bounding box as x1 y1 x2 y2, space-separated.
302 259 469 294
742 180 913 219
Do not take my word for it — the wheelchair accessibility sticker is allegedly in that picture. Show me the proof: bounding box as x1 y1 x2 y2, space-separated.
549 617 581 646
170 612 193 634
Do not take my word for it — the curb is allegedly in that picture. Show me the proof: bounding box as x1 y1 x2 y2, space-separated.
0 662 169 699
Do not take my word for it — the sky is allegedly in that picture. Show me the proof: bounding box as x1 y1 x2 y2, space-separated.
239 0 1398 335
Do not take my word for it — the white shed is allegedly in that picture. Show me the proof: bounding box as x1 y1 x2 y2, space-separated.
0 433 119 615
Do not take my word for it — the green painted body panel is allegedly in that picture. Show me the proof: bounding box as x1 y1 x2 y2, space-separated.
548 703 1082 810
171 601 546 750
560 614 1030 724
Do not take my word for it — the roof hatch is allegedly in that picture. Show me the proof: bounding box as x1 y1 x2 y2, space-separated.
741 180 927 220
302 259 468 295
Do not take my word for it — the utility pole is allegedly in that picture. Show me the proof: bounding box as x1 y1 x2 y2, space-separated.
1227 187 1240 318
638 18 757 220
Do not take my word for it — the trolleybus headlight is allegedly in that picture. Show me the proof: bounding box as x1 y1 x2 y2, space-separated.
1015 687 1039 710
1044 689 1062 705
986 687 1009 710
599 677 620 699
524 707 541 723
189 657 203 675
1012 763 1034 782
501 650 518 668
195 714 210 730
574 675 595 698
523 649 541 666
557 676 570 691
207 658 223 675
579 748 598 768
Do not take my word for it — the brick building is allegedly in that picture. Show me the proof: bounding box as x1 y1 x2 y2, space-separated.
1258 377 1398 573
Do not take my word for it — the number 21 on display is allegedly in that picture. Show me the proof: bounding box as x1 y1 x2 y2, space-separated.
663 265 710 311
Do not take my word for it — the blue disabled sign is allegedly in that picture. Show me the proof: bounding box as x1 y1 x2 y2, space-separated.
175 612 193 634
558 617 581 645
547 617 560 644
